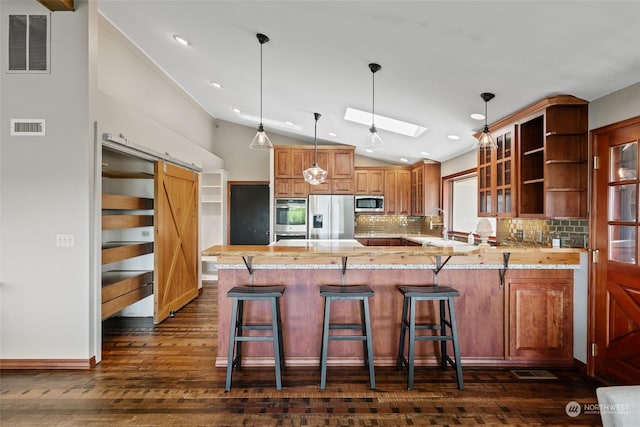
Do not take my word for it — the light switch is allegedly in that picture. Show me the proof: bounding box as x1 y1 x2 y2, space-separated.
56 234 75 247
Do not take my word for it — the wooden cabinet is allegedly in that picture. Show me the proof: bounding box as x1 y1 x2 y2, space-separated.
410 161 441 216
506 276 573 362
519 101 588 218
384 168 411 215
355 168 385 195
477 95 588 219
274 146 311 197
478 126 516 217
275 145 354 196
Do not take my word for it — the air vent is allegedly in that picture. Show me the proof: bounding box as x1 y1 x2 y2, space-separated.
10 119 46 136
8 14 50 73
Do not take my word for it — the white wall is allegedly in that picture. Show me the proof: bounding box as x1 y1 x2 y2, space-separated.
213 119 304 181
589 81 640 130
0 3 226 364
1 0 96 361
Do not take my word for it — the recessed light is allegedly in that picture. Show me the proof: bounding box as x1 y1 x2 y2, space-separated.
447 135 460 140
471 113 485 120
344 107 427 137
365 148 374 153
328 132 337 137
285 121 294 126
400 158 409 163
173 35 190 46
232 107 241 113
420 151 430 157
209 81 223 89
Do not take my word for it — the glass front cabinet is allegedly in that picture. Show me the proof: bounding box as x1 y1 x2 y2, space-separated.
478 126 516 218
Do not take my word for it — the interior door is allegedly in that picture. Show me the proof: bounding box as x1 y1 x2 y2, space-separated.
591 117 640 384
154 162 199 324
229 183 270 244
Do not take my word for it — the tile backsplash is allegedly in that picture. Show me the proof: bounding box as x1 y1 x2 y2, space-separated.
497 218 588 247
356 214 588 247
355 215 438 236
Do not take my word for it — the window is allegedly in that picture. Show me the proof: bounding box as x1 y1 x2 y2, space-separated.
443 170 496 237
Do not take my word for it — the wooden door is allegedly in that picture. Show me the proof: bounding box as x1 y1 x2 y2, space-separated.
154 162 199 324
591 117 640 384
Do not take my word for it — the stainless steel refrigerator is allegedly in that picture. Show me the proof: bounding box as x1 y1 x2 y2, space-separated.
307 195 355 239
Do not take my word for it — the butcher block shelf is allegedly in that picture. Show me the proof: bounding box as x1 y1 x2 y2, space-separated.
101 270 153 320
102 241 154 265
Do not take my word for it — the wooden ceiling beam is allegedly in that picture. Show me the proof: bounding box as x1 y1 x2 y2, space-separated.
37 0 74 12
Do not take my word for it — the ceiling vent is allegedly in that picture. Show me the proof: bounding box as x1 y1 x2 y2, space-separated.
10 119 46 136
7 14 50 73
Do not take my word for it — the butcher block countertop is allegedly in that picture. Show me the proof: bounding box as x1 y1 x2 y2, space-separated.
202 243 583 267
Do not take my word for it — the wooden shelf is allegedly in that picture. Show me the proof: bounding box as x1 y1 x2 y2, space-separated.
103 194 153 210
523 178 544 185
102 241 154 265
523 147 545 156
102 171 153 179
102 270 153 301
545 160 587 165
102 214 154 230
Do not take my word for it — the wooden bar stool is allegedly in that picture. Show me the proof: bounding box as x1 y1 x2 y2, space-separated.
319 284 375 390
225 285 285 391
396 285 463 390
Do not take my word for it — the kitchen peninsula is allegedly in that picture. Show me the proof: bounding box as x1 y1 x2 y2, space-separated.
203 242 583 369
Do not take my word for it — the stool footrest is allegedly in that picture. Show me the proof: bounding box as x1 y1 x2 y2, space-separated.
329 323 365 330
328 335 367 341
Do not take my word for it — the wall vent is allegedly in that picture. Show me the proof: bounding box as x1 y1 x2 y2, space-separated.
10 119 46 136
7 14 50 73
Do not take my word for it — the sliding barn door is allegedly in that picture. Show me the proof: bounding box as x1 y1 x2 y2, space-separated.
591 117 640 384
154 162 199 324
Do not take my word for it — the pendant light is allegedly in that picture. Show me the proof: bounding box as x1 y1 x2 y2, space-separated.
303 112 328 185
249 33 273 150
474 92 498 150
365 63 384 151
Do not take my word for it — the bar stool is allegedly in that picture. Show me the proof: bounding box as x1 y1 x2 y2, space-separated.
396 285 463 390
319 284 375 390
225 285 285 391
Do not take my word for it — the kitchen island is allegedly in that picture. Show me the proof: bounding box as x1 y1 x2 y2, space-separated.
203 242 583 369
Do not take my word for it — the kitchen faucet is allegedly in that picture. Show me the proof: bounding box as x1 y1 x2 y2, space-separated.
428 208 448 240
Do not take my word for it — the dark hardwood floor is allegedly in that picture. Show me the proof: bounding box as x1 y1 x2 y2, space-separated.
1 281 604 426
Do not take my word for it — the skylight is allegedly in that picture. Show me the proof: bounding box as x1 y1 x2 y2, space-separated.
344 107 427 138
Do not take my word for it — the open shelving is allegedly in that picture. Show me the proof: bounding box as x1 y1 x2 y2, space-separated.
101 147 155 320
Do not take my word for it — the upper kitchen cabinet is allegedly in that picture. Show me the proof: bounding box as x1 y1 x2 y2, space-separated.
478 125 516 218
274 146 310 198
274 145 355 197
355 167 385 195
477 95 588 219
385 168 411 215
410 160 441 216
519 98 588 218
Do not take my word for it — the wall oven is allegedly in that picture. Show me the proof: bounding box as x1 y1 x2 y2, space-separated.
354 195 384 213
275 198 307 239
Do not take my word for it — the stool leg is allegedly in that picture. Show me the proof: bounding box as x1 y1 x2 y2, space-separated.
397 295 409 369
271 297 282 390
320 296 331 390
276 297 285 371
363 297 376 389
407 296 416 390
236 300 244 370
439 299 447 370
448 297 464 390
359 299 368 368
225 298 239 391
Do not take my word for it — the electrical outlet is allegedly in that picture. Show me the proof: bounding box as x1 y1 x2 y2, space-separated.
536 230 543 243
516 229 524 242
142 230 152 237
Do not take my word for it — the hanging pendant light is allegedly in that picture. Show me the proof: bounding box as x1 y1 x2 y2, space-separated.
303 112 328 185
474 92 498 150
365 63 384 151
249 33 273 150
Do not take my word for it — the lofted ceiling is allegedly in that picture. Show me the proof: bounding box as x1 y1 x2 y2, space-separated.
97 0 640 164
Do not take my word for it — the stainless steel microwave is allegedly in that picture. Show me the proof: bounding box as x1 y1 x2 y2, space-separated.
354 195 384 213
